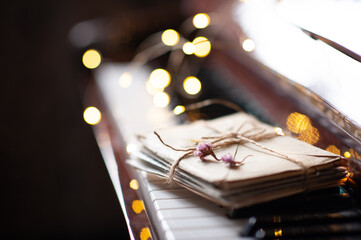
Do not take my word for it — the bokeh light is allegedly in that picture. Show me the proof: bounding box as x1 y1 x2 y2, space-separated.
192 13 210 29
153 92 170 108
193 36 211 57
82 49 101 69
183 76 201 95
146 80 163 95
126 143 138 154
149 68 171 88
242 39 256 52
173 105 185 115
140 227 152 240
344 151 351 158
83 106 101 125
129 179 139 190
182 42 195 55
161 29 179 46
326 145 341 155
118 72 132 88
287 112 311 134
132 200 145 214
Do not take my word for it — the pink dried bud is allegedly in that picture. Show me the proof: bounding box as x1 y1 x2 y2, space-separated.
194 142 218 162
221 153 237 167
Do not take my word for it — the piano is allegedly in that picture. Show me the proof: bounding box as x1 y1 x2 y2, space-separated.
76 0 361 239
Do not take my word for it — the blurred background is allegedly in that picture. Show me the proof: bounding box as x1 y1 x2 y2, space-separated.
1 0 191 239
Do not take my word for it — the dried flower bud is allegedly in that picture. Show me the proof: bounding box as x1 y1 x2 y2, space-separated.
194 142 218 162
221 153 237 167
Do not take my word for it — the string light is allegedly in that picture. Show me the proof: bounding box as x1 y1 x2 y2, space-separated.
83 106 101 125
242 39 256 52
182 42 195 55
149 68 171 88
173 105 185 115
118 72 132 88
193 37 211 57
161 29 179 46
192 13 210 29
183 76 201 95
140 227 152 240
344 151 351 158
153 92 170 108
129 179 139 190
82 49 101 69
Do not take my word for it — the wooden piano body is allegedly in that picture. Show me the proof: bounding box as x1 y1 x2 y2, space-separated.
80 1 361 239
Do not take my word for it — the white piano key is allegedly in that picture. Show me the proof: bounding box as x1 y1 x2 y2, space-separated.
168 225 243 239
150 189 200 201
154 198 214 210
161 216 247 231
156 205 227 221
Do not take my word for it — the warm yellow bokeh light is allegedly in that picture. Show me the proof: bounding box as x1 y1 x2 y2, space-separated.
118 72 132 88
286 112 312 134
242 39 256 52
274 229 282 237
182 42 195 55
173 105 185 115
149 68 171 88
297 126 320 145
83 106 101 125
153 92 170 108
129 179 139 190
193 13 210 29
274 127 285 136
326 145 341 155
82 49 101 69
161 29 179 46
193 37 211 57
146 80 163 95
183 76 201 95
140 227 152 240
132 200 145 214
344 151 351 158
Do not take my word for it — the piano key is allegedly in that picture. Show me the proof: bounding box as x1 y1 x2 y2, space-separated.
150 189 198 201
154 198 214 210
167 225 244 239
156 205 227 220
161 216 247 231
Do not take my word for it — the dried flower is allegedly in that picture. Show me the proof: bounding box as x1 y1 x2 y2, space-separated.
221 153 237 167
194 142 218 162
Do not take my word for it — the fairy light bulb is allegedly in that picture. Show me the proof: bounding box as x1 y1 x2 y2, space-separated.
161 29 179 46
149 68 171 88
183 76 201 95
192 13 210 29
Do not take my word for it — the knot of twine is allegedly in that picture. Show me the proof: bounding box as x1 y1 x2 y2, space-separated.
154 121 308 183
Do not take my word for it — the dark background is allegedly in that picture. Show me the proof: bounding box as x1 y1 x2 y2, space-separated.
1 1 184 239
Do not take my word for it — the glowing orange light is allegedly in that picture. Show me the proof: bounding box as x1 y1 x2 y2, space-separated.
129 179 139 190
286 112 311 134
132 200 145 214
298 126 320 145
274 229 282 237
140 227 152 240
344 151 351 158
326 145 341 155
